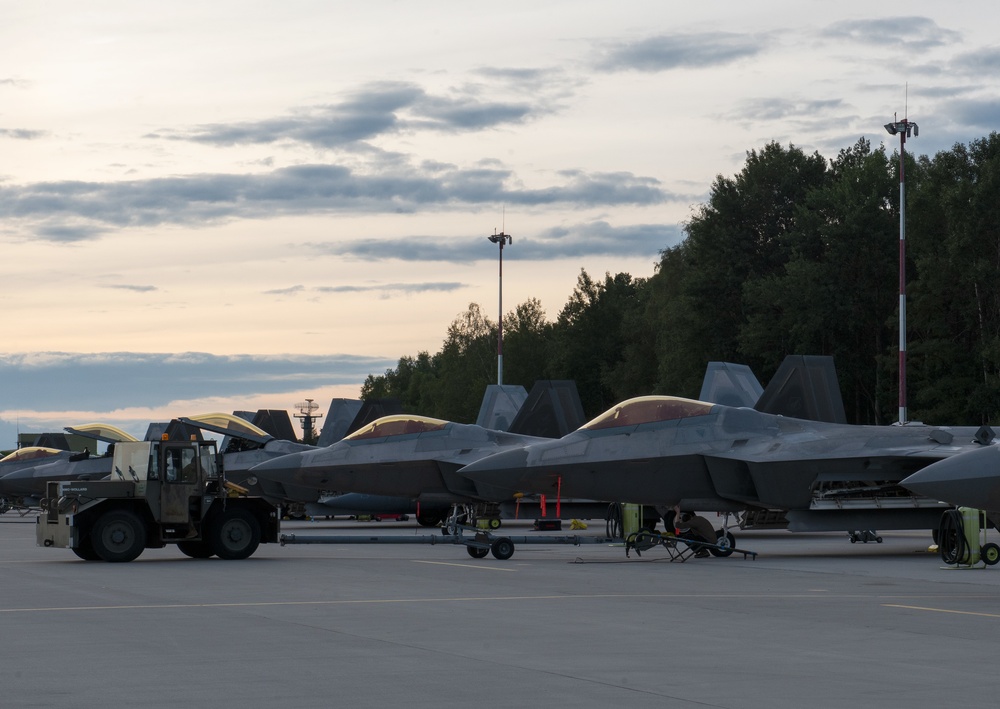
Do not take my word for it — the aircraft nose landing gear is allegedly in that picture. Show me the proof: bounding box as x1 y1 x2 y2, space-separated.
848 530 882 544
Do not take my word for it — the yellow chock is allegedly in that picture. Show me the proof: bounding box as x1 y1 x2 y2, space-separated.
570 519 587 530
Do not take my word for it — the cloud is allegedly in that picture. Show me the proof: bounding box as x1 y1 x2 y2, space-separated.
0 128 46 140
103 284 158 293
311 220 683 264
2 164 670 243
948 98 1000 131
152 81 544 149
731 98 847 122
316 282 466 294
595 32 765 72
263 284 306 296
951 46 1000 74
822 17 961 50
0 352 395 412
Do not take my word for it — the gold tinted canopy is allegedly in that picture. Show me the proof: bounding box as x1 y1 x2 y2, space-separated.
185 413 270 439
65 422 138 442
345 415 449 441
0 446 65 463
582 396 714 431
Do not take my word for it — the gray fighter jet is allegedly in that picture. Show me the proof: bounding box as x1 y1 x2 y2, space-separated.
460 357 995 537
248 380 592 526
250 414 551 526
0 415 313 512
901 444 1000 516
0 424 138 511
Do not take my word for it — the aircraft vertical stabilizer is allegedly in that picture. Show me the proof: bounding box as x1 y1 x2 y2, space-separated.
250 410 299 442
143 422 169 442
317 399 365 446
344 399 404 437
754 355 847 423
699 362 764 407
507 380 586 438
476 385 528 431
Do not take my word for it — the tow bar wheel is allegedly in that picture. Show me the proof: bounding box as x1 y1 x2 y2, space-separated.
466 545 489 559
491 537 515 560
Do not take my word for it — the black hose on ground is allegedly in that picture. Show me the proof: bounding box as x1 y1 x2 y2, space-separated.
606 503 623 539
939 509 971 565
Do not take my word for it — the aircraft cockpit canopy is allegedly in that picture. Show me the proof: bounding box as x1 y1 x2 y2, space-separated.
181 413 272 444
345 415 449 441
582 396 714 431
64 423 138 444
0 446 64 464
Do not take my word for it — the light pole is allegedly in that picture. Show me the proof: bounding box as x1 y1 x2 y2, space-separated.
487 229 512 385
884 116 918 424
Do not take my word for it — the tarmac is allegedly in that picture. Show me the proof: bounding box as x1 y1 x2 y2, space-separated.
3 513 1000 709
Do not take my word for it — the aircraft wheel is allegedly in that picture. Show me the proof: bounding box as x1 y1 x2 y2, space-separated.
71 535 101 561
416 512 444 527
92 510 147 562
491 537 515 560
709 530 736 557
488 518 502 530
982 542 1000 566
467 545 489 559
177 540 215 559
209 508 261 560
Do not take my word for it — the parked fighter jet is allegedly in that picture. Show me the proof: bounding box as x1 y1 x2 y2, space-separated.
249 380 591 526
0 415 313 512
901 443 1000 517
460 356 993 538
0 424 138 511
250 414 551 526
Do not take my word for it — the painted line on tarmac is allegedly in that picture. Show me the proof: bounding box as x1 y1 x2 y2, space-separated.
883 604 1000 619
3 594 997 615
411 560 517 572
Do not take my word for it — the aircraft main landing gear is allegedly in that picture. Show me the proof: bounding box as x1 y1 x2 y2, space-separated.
848 530 882 544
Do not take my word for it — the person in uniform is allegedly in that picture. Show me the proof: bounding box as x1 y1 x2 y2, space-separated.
673 504 717 557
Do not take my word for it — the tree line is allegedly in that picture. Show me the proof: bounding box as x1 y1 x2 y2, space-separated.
362 133 1000 426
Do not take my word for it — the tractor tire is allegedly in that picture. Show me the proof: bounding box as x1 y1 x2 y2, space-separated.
209 508 261 560
92 510 147 562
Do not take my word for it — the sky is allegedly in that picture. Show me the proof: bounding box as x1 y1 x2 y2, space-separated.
2 2 999 445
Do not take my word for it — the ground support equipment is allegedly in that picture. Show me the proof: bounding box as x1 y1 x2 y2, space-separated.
280 523 617 561
625 529 757 562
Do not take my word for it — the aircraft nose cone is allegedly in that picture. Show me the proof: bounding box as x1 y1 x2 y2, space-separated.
902 445 1000 510
250 451 306 478
0 469 38 497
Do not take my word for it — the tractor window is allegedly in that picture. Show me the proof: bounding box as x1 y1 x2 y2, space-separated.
199 444 218 479
147 446 160 480
165 447 198 483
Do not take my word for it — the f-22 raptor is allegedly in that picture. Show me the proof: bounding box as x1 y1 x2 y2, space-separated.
461 356 994 541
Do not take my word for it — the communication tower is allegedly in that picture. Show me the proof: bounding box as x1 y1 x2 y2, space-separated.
294 398 323 445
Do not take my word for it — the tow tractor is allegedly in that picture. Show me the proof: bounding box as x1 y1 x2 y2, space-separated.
36 423 279 562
